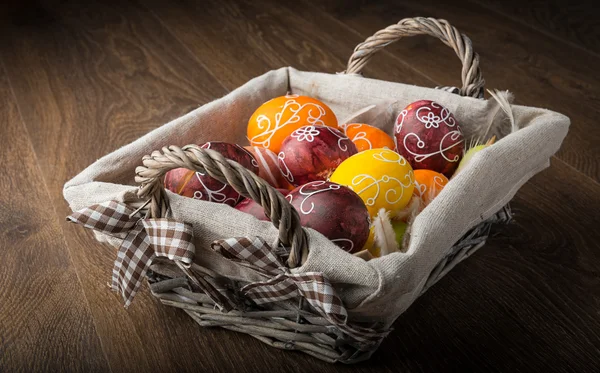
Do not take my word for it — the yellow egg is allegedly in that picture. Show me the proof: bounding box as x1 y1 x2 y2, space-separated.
330 149 414 217
365 227 380 257
363 227 375 248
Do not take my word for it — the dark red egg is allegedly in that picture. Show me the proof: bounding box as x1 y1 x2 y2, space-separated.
278 125 357 186
164 141 258 206
394 100 464 177
286 181 369 253
244 146 293 190
235 189 290 221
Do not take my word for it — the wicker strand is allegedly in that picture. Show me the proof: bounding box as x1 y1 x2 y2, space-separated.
134 145 308 268
345 17 484 98
222 325 340 363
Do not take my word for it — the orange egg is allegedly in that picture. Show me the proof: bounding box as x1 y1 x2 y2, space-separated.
247 95 338 153
413 169 449 206
339 123 395 152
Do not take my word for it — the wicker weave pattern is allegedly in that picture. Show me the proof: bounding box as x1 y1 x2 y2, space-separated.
146 205 510 363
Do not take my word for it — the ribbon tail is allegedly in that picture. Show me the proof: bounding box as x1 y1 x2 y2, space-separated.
68 201 203 308
142 219 195 264
112 224 154 307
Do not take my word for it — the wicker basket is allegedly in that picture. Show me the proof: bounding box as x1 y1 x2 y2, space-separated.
131 18 512 363
64 16 550 364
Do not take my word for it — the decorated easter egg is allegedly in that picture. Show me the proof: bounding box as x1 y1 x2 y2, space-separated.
454 136 496 176
235 189 291 221
164 142 258 206
339 123 395 152
329 149 415 216
394 100 464 177
278 125 357 186
244 146 292 189
413 169 449 206
247 95 338 153
286 181 369 253
363 227 376 253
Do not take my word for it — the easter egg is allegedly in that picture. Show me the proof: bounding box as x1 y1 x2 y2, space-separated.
454 137 495 176
286 181 369 253
244 146 292 189
413 169 449 206
363 227 376 253
394 100 464 177
339 123 395 152
235 189 290 221
330 149 415 216
278 125 357 186
392 220 408 247
247 95 338 153
164 142 258 207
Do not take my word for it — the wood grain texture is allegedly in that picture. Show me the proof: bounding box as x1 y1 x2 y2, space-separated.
1 0 599 371
473 0 600 56
307 0 600 181
0 65 110 372
140 0 436 91
0 1 230 372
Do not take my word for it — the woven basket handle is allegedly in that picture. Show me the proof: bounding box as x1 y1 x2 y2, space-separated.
134 145 309 268
345 17 484 98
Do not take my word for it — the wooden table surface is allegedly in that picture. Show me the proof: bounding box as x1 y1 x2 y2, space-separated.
1 0 598 372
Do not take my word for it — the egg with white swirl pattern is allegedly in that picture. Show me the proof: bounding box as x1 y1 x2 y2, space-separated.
286 181 369 253
394 100 464 177
278 125 357 186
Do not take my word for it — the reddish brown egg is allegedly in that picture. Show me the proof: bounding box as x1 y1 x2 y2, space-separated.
278 126 357 186
244 146 293 190
287 181 369 253
235 189 291 221
394 100 464 177
164 142 258 206
235 198 268 221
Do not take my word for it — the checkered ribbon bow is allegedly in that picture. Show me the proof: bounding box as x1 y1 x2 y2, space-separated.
67 200 195 307
212 237 389 344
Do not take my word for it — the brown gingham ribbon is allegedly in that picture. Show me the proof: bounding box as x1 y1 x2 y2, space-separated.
212 237 389 345
67 200 197 308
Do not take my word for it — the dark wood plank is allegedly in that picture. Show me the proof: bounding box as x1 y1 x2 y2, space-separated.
0 1 243 372
473 0 600 56
0 64 110 372
139 0 436 91
305 0 600 182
